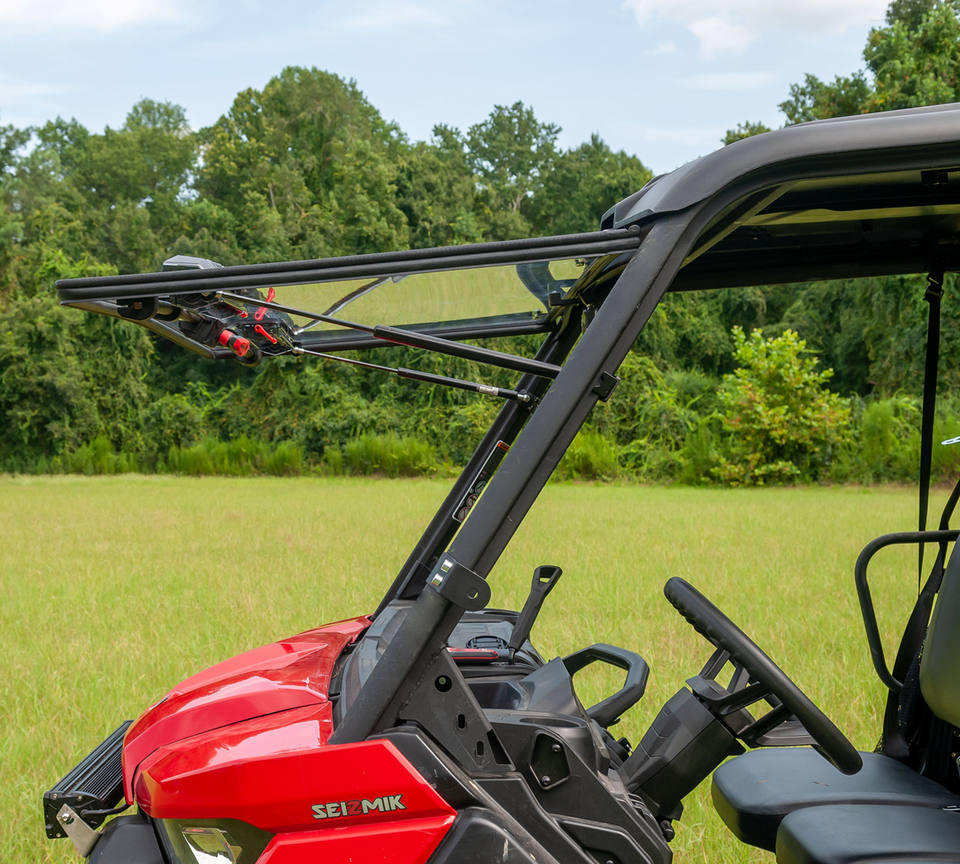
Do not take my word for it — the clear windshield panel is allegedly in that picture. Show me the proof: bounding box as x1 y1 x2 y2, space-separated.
268 259 586 332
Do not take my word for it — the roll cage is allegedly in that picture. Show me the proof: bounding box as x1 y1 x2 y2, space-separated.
50 101 960 864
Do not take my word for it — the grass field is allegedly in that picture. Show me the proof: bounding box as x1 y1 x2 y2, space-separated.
0 476 937 864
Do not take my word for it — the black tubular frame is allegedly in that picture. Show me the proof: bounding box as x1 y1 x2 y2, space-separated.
374 317 584 614
854 530 959 692
55 229 644 302
332 214 696 744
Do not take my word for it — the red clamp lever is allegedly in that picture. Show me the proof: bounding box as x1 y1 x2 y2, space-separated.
254 287 276 322
254 324 278 344
217 328 252 358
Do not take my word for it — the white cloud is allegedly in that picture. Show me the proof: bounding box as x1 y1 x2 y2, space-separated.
623 0 889 59
0 0 182 33
688 16 753 60
681 71 776 91
652 40 678 55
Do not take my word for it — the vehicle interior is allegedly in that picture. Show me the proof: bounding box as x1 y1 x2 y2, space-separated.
50 104 960 864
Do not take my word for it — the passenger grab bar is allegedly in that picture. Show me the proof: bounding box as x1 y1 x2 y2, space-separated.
855 530 959 693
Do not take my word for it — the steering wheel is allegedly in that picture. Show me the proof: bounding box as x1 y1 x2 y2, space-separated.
664 577 862 776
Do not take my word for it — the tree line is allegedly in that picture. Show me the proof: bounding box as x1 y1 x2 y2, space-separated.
2 0 960 484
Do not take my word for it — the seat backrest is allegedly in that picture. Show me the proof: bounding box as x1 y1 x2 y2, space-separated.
920 542 960 727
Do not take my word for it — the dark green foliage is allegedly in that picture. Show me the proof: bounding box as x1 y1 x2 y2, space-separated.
722 121 773 146
0 294 151 468
3 25 960 488
555 431 621 481
529 135 652 236
195 67 408 261
866 1 960 110
396 128 482 248
779 73 872 124
466 101 560 239
165 437 303 477
714 328 852 485
341 434 437 477
778 0 960 124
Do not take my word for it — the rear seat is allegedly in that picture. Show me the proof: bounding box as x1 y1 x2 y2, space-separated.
776 804 960 864
712 748 959 851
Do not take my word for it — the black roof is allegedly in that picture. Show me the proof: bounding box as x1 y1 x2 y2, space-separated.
603 102 960 227
602 103 960 291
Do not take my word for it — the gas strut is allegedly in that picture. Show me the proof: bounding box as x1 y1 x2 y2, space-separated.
291 346 533 404
215 290 562 380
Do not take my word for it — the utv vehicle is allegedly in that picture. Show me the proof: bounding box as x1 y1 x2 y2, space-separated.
44 102 960 864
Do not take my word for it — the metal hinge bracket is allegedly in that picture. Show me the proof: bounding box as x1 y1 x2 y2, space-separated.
429 557 490 611
57 805 101 858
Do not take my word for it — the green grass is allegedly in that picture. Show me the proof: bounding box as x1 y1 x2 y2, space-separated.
0 477 938 863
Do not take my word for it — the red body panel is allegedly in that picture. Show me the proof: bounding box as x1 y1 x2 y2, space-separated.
256 816 456 864
124 615 457 863
136 724 454 832
123 616 369 802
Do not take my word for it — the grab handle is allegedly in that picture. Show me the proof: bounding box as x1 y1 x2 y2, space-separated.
563 643 649 728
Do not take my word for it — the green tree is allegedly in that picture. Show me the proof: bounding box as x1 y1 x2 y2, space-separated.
467 102 560 239
0 294 153 467
779 72 873 124
722 121 773 145
196 66 409 260
0 117 31 297
866 1 960 110
773 280 872 396
715 327 852 484
27 102 198 275
395 125 481 248
778 0 960 124
529 134 652 235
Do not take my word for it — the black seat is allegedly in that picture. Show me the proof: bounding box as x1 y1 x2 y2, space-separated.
712 749 959 851
776 804 960 864
713 536 960 861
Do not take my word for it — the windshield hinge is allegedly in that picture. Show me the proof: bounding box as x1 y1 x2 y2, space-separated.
593 371 620 402
548 291 579 308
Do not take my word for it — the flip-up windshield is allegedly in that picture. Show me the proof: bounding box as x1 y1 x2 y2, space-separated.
54 229 642 366
276 259 581 343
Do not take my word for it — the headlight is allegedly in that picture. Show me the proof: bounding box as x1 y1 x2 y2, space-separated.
157 819 273 864
182 827 238 863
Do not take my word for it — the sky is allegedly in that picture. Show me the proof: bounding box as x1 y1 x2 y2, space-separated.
0 0 893 175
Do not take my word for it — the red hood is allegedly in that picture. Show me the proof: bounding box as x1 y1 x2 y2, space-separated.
122 616 369 802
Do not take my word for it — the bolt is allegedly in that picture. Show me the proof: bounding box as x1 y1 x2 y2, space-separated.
60 812 74 825
541 775 551 785
551 744 561 753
